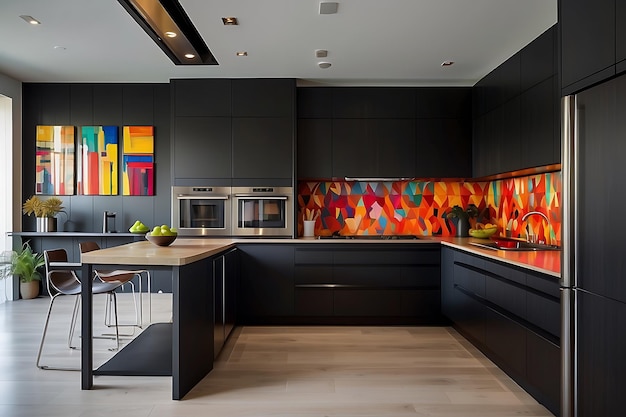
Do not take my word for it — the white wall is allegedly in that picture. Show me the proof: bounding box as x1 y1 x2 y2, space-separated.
0 71 22 301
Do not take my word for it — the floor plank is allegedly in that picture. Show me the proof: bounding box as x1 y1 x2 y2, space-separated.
0 294 554 416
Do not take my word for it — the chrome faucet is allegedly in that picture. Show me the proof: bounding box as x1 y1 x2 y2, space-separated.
521 211 549 244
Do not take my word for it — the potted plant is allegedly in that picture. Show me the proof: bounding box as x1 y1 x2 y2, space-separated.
445 204 478 237
2 243 45 299
22 195 65 232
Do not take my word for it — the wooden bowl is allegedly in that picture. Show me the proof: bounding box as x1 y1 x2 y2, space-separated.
145 233 177 246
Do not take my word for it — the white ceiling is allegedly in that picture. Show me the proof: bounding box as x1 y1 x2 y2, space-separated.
0 0 557 86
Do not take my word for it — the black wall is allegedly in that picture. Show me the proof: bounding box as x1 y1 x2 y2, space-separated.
22 83 171 233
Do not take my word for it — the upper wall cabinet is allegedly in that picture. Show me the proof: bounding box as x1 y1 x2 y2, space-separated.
332 87 415 118
473 25 559 178
297 87 472 179
232 79 295 117
560 0 617 95
172 79 232 117
171 78 295 186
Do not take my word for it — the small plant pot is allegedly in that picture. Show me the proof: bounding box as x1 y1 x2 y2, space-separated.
20 281 39 299
36 217 57 232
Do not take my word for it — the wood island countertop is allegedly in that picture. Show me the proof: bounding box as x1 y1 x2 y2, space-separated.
80 239 237 266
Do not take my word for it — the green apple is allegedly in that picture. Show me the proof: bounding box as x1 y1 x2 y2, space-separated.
151 226 162 236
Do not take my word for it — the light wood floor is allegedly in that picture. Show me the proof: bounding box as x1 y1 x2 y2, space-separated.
0 294 554 417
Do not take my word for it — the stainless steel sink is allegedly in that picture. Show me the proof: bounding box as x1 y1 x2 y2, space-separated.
470 241 561 251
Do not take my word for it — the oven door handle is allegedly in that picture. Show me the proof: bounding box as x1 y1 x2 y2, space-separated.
176 195 229 200
233 195 288 200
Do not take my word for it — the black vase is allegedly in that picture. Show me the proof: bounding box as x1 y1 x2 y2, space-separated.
455 217 470 237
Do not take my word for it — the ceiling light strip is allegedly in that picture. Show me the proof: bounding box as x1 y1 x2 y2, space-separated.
117 0 217 65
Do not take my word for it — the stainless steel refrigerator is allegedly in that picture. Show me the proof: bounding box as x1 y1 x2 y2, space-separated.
561 74 626 417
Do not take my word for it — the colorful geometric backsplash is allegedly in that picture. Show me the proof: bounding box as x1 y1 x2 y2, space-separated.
297 172 561 245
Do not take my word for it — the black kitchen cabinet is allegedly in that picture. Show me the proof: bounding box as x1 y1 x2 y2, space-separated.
332 87 415 118
332 119 415 178
171 79 232 117
617 2 626 70
526 330 560 414
213 247 239 356
560 0 616 94
297 118 333 179
440 247 560 415
297 87 472 180
521 27 557 92
213 255 224 357
297 87 333 118
484 306 527 378
171 78 295 185
576 291 626 417
238 244 294 322
223 248 239 340
521 76 558 169
415 118 472 178
498 97 522 173
232 79 295 118
172 117 232 180
472 25 558 177
232 117 294 181
293 244 442 324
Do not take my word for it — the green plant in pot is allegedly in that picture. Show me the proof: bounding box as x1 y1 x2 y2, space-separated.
22 195 65 232
2 243 45 299
445 204 478 237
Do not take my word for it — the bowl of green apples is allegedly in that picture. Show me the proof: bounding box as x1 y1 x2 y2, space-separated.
145 224 178 246
129 220 150 234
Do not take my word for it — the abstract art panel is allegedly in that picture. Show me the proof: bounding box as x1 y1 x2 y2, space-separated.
122 126 154 196
35 125 75 195
78 126 118 195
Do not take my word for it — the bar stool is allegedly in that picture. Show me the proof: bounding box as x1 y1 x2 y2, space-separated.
79 241 152 327
37 248 125 370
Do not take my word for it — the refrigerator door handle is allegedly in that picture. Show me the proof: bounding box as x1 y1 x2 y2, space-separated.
561 94 576 290
560 94 578 417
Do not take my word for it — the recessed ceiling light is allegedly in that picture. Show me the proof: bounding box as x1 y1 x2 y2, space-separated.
315 49 328 58
53 46 67 51
222 17 238 25
184 53 195 59
441 61 455 66
318 62 331 69
165 31 177 38
20 15 41 25
236 51 248 56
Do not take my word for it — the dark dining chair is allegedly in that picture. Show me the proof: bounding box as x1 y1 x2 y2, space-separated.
36 248 125 370
79 241 151 328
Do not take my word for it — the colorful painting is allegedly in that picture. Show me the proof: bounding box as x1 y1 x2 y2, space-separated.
297 172 562 245
35 125 75 195
78 126 118 195
122 126 154 196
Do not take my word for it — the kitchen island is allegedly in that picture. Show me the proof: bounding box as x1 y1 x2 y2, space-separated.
80 239 236 400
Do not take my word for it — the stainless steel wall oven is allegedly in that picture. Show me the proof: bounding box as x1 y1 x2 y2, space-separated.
172 186 231 236
231 186 294 237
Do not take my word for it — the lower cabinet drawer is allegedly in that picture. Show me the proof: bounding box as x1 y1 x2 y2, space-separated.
484 307 526 378
295 288 333 316
294 288 441 319
526 330 560 415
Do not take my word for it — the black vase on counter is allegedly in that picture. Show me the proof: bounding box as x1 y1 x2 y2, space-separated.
455 217 470 237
